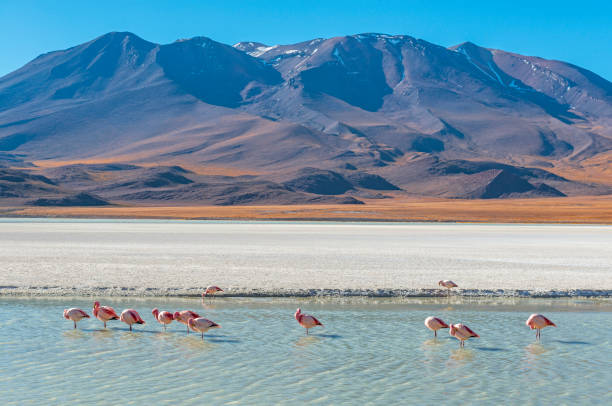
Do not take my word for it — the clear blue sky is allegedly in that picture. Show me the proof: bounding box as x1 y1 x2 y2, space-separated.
1 0 611 80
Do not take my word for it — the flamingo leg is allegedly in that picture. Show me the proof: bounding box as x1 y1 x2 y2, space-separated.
201 332 204 340
306 328 309 335
74 321 77 329
129 324 132 332
434 330 437 338
187 325 189 334
104 321 107 329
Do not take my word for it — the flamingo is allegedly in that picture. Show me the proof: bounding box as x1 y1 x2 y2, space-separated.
424 316 449 337
120 309 146 331
294 308 323 335
449 323 479 347
187 317 221 340
152 308 174 331
202 286 223 298
173 310 200 334
438 280 458 295
93 301 119 328
526 314 556 340
63 308 90 329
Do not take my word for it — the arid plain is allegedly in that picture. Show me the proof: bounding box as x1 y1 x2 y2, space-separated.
3 195 612 223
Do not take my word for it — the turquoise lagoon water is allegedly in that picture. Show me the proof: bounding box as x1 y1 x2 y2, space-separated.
1 297 610 405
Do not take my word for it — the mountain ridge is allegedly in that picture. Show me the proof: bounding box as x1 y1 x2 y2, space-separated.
1 31 611 207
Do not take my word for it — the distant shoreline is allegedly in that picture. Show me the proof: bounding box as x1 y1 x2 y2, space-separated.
1 286 611 298
2 214 612 225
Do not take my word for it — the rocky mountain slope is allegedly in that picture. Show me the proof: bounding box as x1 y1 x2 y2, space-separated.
1 32 611 206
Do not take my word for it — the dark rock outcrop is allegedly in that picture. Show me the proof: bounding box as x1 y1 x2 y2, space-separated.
284 168 354 195
468 170 565 199
346 173 400 190
30 192 110 206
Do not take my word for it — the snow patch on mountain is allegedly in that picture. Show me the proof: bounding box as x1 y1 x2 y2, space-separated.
249 45 278 57
333 47 345 66
456 46 497 83
487 61 505 86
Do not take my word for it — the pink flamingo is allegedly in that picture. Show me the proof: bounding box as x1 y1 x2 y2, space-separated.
93 301 119 328
63 308 90 329
187 317 221 340
438 280 458 295
152 308 174 331
526 314 556 340
424 316 449 337
294 308 323 335
120 309 146 331
173 310 200 334
202 286 223 298
449 323 479 347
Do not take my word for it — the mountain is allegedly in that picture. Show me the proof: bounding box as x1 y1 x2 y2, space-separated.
1 32 611 207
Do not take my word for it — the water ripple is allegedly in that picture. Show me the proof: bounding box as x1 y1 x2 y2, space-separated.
0 298 610 404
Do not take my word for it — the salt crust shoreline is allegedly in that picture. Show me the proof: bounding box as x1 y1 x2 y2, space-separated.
1 286 610 298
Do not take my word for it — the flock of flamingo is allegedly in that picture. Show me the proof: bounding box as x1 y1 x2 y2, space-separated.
63 282 557 344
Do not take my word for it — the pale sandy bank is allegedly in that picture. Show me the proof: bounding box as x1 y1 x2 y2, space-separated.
1 219 611 297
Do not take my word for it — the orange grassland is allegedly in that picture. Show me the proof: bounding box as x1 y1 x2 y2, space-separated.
3 195 612 224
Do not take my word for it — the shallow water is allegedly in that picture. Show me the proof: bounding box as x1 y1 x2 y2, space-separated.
1 297 610 405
